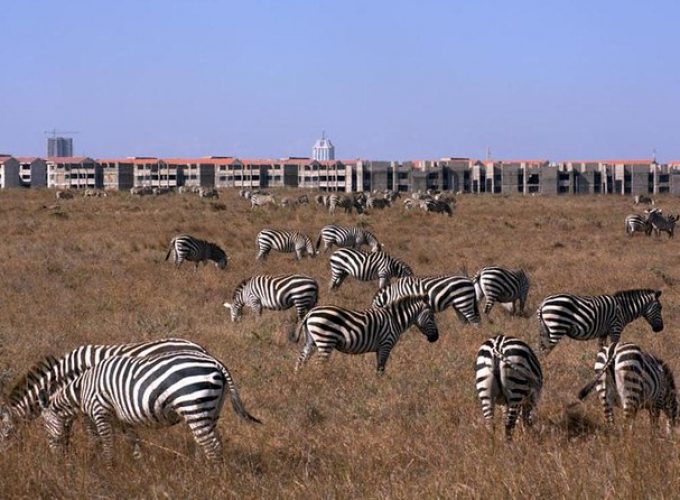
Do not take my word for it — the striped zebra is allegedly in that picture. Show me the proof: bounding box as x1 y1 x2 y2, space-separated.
256 229 316 260
625 213 652 236
0 338 209 442
37 350 260 464
315 224 382 254
371 275 480 325
223 274 319 322
329 248 413 290
646 210 679 238
578 342 678 433
537 289 664 354
165 234 228 270
292 295 438 373
327 194 354 214
473 267 530 322
250 193 276 209
475 335 542 440
423 199 453 216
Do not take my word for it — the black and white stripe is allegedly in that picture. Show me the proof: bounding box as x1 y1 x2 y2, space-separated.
165 234 228 269
256 229 316 260
423 199 453 216
327 194 354 214
578 342 678 432
473 267 530 321
625 213 652 236
537 289 664 353
38 350 260 464
315 224 382 254
224 274 319 322
292 295 438 373
0 338 209 442
250 193 276 209
475 335 543 440
371 275 480 325
646 209 679 239
329 248 413 290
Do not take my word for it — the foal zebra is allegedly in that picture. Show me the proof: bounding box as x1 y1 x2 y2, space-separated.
537 289 664 354
292 295 438 373
646 210 679 239
475 335 542 440
473 267 530 321
625 214 652 236
224 274 319 322
38 350 260 464
165 234 228 270
578 342 678 433
315 224 382 254
0 338 209 442
329 248 413 290
256 229 316 260
371 275 480 325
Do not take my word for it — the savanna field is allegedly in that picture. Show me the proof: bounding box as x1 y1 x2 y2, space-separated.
3 189 680 499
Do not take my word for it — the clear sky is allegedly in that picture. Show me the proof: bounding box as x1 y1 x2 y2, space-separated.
1 0 678 161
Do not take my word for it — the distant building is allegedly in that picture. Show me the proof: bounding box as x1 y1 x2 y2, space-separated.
0 156 21 188
17 157 47 187
312 132 335 161
47 137 73 157
47 157 102 189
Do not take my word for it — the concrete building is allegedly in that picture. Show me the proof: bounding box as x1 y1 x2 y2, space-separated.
312 132 335 161
99 159 135 190
129 157 178 188
47 137 73 157
164 158 215 188
0 156 21 188
16 157 47 187
47 157 102 189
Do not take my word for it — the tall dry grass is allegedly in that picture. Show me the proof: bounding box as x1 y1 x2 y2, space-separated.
1 189 680 498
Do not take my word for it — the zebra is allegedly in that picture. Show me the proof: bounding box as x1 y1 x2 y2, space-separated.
314 194 329 207
634 195 654 205
329 248 413 290
578 342 678 433
371 275 480 325
292 295 438 373
366 196 391 210
223 274 319 322
422 199 453 216
474 335 543 440
37 350 260 464
0 338 210 443
327 194 354 214
250 193 276 209
473 267 530 322
315 224 382 254
625 213 652 236
165 234 228 270
537 289 664 354
255 229 316 260
646 210 679 238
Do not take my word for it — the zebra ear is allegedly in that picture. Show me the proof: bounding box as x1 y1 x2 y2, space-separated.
37 389 50 410
656 290 662 299
223 302 232 310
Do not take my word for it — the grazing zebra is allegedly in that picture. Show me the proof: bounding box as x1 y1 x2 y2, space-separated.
475 335 542 440
634 195 654 205
0 338 209 442
224 274 319 322
327 194 354 214
371 275 480 325
578 342 678 433
366 196 391 210
292 295 438 373
315 224 382 254
256 229 316 260
38 350 260 464
250 193 276 209
423 199 453 216
625 214 652 236
329 248 413 290
473 267 530 322
314 194 329 207
646 210 679 238
165 234 228 270
537 289 664 354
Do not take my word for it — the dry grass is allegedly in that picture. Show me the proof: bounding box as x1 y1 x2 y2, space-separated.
2 189 680 498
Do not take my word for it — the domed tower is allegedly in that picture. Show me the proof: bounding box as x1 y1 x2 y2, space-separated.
312 131 335 161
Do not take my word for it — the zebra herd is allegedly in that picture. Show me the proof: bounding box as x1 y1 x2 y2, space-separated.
1 211 678 466
625 208 679 238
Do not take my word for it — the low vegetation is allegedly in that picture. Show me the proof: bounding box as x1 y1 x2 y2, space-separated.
1 189 680 498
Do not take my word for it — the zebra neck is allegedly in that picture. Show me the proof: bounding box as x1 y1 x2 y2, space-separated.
614 293 646 324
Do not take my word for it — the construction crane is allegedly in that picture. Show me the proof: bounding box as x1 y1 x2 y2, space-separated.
44 129 79 138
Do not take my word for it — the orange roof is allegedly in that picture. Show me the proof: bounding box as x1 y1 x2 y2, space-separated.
16 156 41 162
599 159 653 164
46 156 92 163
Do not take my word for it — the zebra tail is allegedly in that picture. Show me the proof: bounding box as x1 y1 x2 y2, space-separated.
315 232 323 252
165 239 175 261
492 347 540 386
577 343 617 401
290 317 307 343
218 363 262 424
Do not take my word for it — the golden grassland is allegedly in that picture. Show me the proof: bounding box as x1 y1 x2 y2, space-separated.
2 189 680 499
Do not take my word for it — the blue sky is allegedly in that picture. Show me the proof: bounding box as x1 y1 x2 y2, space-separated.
1 0 678 161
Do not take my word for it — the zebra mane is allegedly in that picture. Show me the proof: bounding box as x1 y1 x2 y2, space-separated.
7 355 60 405
613 289 658 300
386 294 429 309
232 277 252 298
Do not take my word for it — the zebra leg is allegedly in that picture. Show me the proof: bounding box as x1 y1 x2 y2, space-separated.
504 405 521 441
295 335 317 372
82 416 101 447
122 425 143 460
649 407 661 435
91 408 115 466
483 297 496 324
521 403 535 429
376 347 393 374
252 299 263 316
329 271 347 290
256 245 270 260
186 419 223 463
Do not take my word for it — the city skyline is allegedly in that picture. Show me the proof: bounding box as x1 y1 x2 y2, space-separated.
2 1 678 160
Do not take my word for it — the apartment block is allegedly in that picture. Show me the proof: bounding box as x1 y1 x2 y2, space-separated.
47 157 102 189
0 156 21 188
99 159 135 190
17 157 47 187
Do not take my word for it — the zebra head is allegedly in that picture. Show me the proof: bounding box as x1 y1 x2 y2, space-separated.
643 291 664 332
614 289 664 333
37 389 72 451
210 245 228 270
365 232 382 253
224 279 248 322
416 304 439 343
